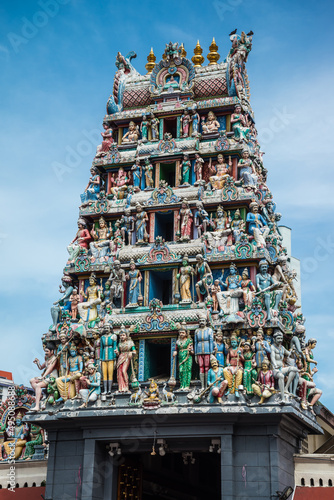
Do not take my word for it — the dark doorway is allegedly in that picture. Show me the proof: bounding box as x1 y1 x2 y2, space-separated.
155 211 174 242
163 117 177 138
149 270 173 304
160 162 176 187
144 340 170 380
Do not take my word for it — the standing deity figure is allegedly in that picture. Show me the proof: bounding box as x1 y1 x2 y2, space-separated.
262 200 283 239
67 218 91 263
120 208 134 246
231 209 245 243
135 203 149 244
80 167 101 206
256 259 282 321
177 256 195 302
108 260 126 308
180 109 191 137
89 329 101 373
89 216 111 261
194 317 214 389
252 357 275 404
1 412 29 461
194 201 209 238
223 336 244 397
237 150 257 187
214 329 228 367
207 357 228 403
242 342 257 394
300 339 322 410
122 121 140 143
272 255 297 304
217 263 243 317
195 254 213 302
191 108 200 136
180 154 191 185
131 158 142 191
30 342 58 411
208 154 231 190
78 273 102 324
57 332 70 378
231 104 250 142
78 363 101 408
246 202 269 248
143 158 154 189
55 343 83 402
173 322 194 390
254 327 271 369
100 323 118 394
95 122 114 158
177 201 193 241
116 327 136 393
240 268 255 309
194 153 204 183
69 289 79 320
50 274 74 332
150 113 160 141
210 280 221 312
140 114 150 142
126 260 142 307
201 111 220 134
271 329 298 403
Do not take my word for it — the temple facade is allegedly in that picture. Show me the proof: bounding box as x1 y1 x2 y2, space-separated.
24 34 323 500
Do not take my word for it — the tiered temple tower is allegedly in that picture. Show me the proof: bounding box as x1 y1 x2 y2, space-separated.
26 34 322 500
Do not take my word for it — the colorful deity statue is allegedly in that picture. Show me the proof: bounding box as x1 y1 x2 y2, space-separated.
108 260 126 308
194 201 210 238
194 317 214 388
135 203 149 244
205 205 232 249
140 114 150 142
217 263 243 318
90 216 112 261
240 268 255 309
80 167 101 206
210 280 221 312
231 104 250 142
208 357 228 403
78 363 101 408
143 380 160 406
67 218 91 264
100 323 118 394
131 158 142 190
55 343 83 402
116 327 136 393
246 202 269 248
150 113 160 141
109 167 129 199
195 254 213 302
231 209 245 243
180 154 191 185
177 257 195 302
126 260 142 307
30 342 58 411
254 327 271 368
191 108 200 136
180 109 191 137
252 357 275 404
178 201 193 241
214 328 228 367
50 274 74 332
23 424 44 460
237 150 257 187
57 332 70 377
271 329 298 403
223 336 244 397
256 259 283 321
69 289 79 320
194 153 204 183
201 111 220 134
95 122 114 158
144 158 154 189
173 322 194 390
242 342 257 394
120 208 134 246
1 411 29 461
208 154 231 190
78 273 102 323
122 121 140 143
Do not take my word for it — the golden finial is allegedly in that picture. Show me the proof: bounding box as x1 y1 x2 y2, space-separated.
207 37 220 65
180 43 187 58
191 40 205 68
145 47 156 74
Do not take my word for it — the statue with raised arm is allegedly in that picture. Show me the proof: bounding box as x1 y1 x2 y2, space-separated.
30 342 58 411
246 201 269 248
50 274 74 332
256 259 282 321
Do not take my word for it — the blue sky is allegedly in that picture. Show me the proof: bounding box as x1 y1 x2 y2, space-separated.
0 0 333 410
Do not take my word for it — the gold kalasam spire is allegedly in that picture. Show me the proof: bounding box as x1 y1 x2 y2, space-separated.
145 47 156 74
191 40 205 67
180 43 187 58
207 37 220 65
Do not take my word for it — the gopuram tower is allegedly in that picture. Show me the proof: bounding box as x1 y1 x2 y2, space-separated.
26 34 322 500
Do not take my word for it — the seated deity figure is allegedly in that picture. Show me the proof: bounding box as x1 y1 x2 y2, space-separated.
78 363 101 408
223 336 244 397
231 209 245 243
95 122 114 158
201 111 220 134
30 342 58 411
271 329 298 404
108 260 126 308
246 202 269 248
207 357 228 403
77 273 102 323
56 343 83 402
256 259 283 321
109 167 129 199
1 412 29 461
122 121 140 143
67 218 91 263
237 150 257 188
209 205 232 248
80 167 101 206
230 104 250 142
217 263 243 320
208 154 231 190
89 217 112 261
252 357 275 404
195 254 213 302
